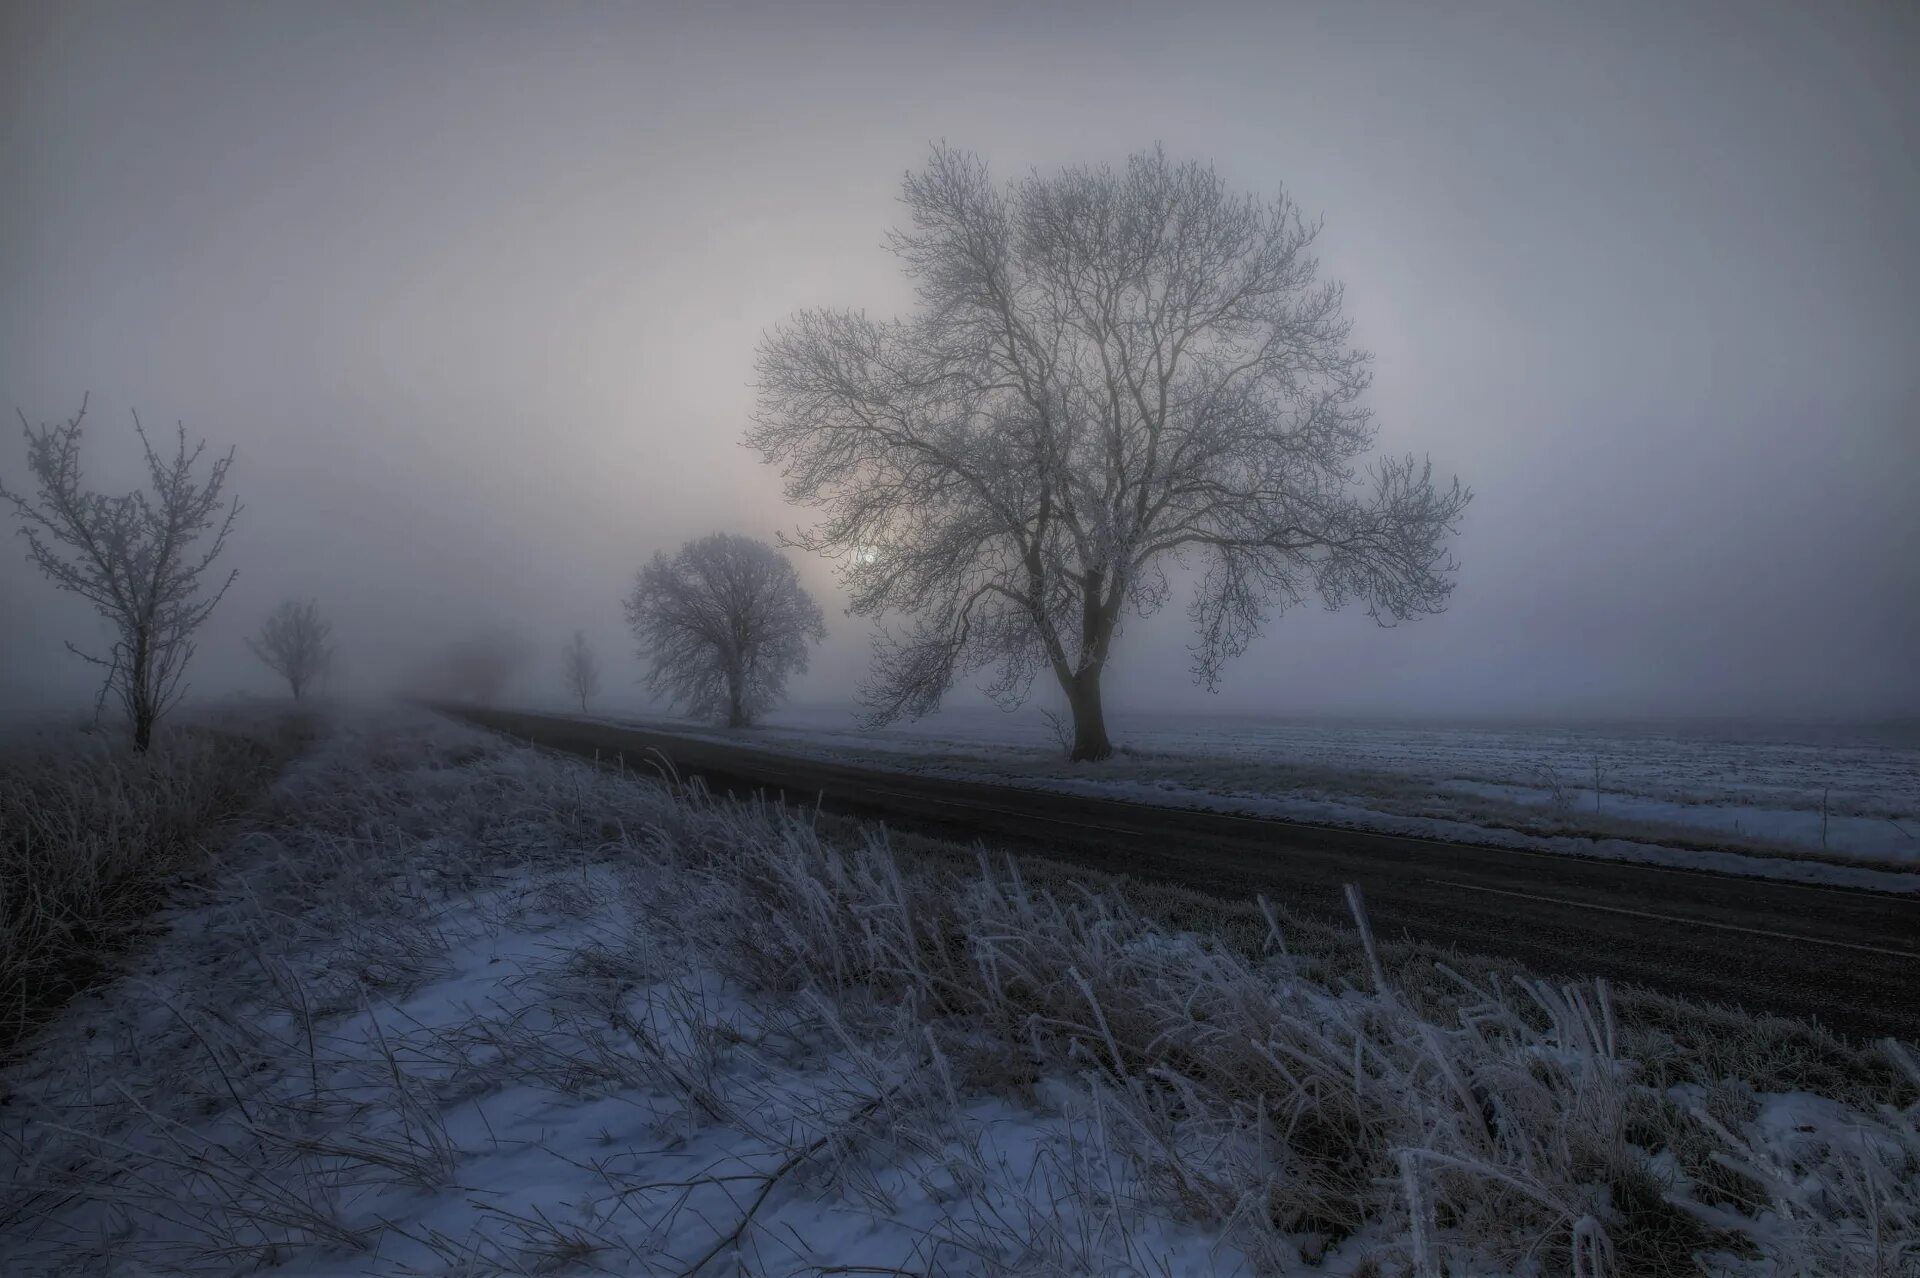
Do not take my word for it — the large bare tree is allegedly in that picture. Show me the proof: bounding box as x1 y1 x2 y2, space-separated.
562 629 600 713
246 598 334 700
1 396 240 750
752 146 1471 760
624 534 824 728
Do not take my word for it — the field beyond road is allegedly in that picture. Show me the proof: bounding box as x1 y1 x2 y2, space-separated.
447 705 1920 1042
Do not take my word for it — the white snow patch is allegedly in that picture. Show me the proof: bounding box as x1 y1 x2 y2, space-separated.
0 709 1272 1276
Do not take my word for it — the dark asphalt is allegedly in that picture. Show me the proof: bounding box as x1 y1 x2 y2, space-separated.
444 705 1919 1041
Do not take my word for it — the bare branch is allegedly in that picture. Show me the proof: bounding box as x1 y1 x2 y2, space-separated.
246 599 334 701
624 534 825 727
1 398 242 748
749 146 1471 758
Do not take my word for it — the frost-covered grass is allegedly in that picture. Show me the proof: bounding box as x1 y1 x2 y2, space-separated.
0 706 315 1056
593 705 1920 883
2 706 1915 1276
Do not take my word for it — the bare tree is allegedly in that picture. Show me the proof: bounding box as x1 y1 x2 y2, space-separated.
0 396 240 750
438 630 529 705
752 145 1471 760
624 533 824 727
246 598 334 700
562 629 600 713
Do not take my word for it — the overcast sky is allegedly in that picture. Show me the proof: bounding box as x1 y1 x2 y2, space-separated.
2 0 1915 725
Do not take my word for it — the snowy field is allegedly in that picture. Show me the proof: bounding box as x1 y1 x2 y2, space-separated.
591 704 1920 889
3 705 1916 1275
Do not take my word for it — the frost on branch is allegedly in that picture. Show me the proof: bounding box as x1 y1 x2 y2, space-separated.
751 145 1471 759
0 396 240 749
624 533 825 728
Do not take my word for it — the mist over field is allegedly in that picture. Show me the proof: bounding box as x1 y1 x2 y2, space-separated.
4 0 1915 728
7 7 1920 1273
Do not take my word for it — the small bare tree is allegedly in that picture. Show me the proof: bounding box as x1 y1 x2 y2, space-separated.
246 598 334 700
562 629 600 713
0 396 240 750
753 146 1471 759
624 533 824 727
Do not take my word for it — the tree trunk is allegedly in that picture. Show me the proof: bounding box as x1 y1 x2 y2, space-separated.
1064 665 1113 762
129 638 155 752
1062 568 1117 762
725 670 748 728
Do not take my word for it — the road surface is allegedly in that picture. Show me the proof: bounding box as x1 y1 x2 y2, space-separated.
443 706 1920 1040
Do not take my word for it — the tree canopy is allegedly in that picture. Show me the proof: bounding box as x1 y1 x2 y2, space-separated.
752 145 1470 758
624 533 824 727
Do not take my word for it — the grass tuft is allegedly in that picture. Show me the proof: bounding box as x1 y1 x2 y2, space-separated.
0 708 314 1057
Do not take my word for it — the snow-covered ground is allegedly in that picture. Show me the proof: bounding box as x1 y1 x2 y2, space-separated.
588 704 1920 889
3 705 1916 1275
0 710 1242 1274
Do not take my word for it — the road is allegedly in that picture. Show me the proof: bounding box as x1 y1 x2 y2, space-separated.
444 706 1920 1040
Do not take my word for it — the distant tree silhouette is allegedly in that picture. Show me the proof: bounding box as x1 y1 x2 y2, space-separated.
562 629 599 713
247 598 334 700
441 630 528 705
624 534 824 727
